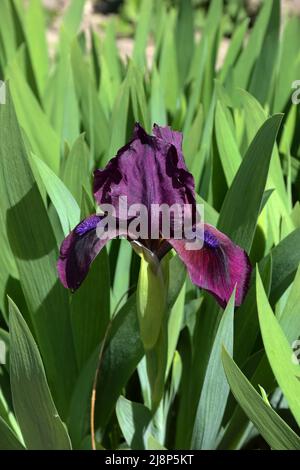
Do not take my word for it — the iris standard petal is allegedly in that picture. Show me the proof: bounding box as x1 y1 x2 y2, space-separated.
57 214 127 290
152 123 195 204
93 123 196 220
152 124 184 164
168 224 252 307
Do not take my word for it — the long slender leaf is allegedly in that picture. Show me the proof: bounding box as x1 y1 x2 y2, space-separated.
9 298 71 450
222 348 300 450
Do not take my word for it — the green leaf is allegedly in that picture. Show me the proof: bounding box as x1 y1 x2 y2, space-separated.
191 289 235 450
71 40 109 161
132 0 153 70
0 211 18 318
111 239 133 312
96 254 185 429
142 256 186 411
70 252 110 369
258 385 271 406
265 228 300 303
233 0 273 90
98 53 116 117
249 0 280 105
221 229 300 448
9 298 71 450
196 195 218 227
159 10 179 113
183 37 207 136
108 76 131 158
167 255 187 311
221 232 300 449
62 134 90 205
176 0 194 88
116 396 151 450
60 0 85 40
150 66 167 126
128 64 150 132
0 0 22 66
218 114 283 251
137 256 167 351
278 265 300 343
145 320 168 410
256 269 300 427
66 187 110 370
222 348 300 450
0 85 77 416
183 104 203 170
0 373 21 437
96 294 144 430
240 91 287 197
147 435 167 450
234 255 272 367
215 100 241 185
100 19 122 105
240 90 293 244
191 93 215 189
273 17 300 112
24 0 48 97
219 18 249 82
7 58 61 174
108 62 150 160
166 283 185 377
30 153 80 236
0 415 25 450
43 49 80 147
67 344 100 448
199 0 223 114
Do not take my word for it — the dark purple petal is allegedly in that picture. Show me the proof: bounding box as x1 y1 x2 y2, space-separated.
93 123 196 221
168 224 252 307
58 215 127 290
152 124 184 164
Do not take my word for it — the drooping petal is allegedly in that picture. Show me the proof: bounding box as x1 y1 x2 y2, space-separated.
168 224 252 307
93 123 196 222
57 214 127 290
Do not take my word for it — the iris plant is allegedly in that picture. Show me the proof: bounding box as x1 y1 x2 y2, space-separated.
58 124 251 307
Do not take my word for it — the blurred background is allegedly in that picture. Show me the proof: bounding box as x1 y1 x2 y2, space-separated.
42 0 300 63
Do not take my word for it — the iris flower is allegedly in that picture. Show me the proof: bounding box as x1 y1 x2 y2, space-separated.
58 124 251 307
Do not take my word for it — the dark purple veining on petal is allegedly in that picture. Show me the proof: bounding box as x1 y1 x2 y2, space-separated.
168 224 252 307
204 229 219 249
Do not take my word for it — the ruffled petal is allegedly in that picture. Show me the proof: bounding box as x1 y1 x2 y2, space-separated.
93 123 196 220
152 124 184 163
168 224 252 307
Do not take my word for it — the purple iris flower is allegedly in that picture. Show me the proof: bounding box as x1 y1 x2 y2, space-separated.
57 124 251 307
